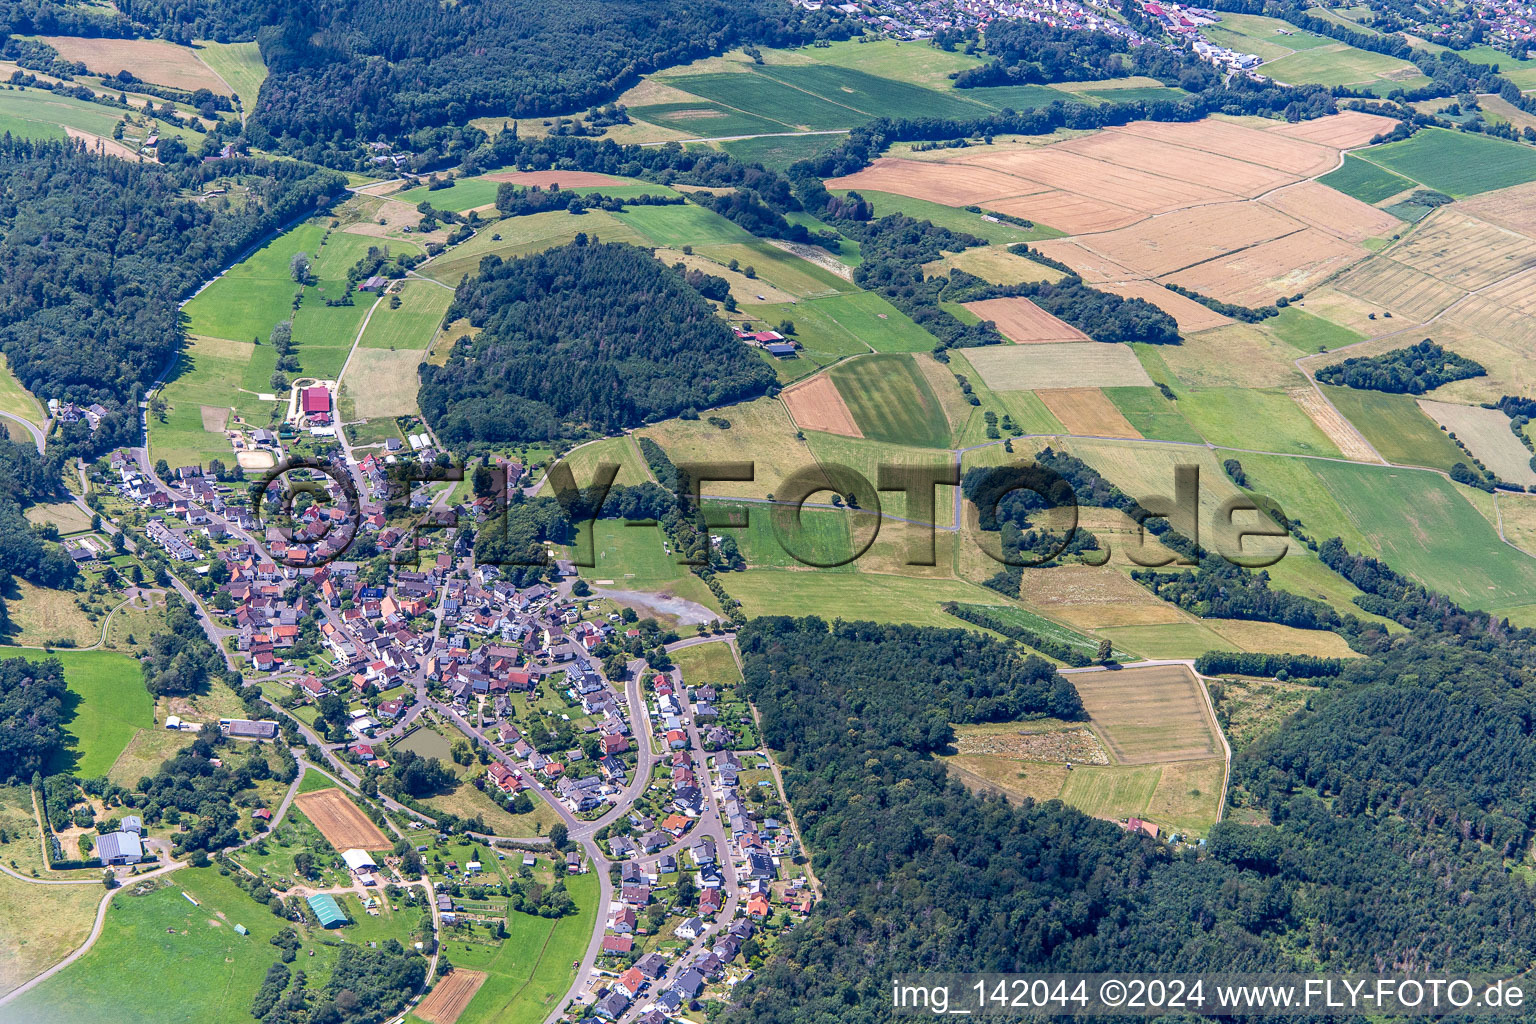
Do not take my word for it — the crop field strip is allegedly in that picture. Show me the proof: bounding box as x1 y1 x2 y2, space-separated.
963 342 1155 391
291 788 391 850
963 296 1089 343
1418 400 1536 487
413 970 489 1024
1352 127 1536 197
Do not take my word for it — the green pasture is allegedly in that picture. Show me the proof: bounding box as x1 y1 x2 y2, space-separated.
667 72 868 131
1174 386 1341 457
830 353 953 448
631 101 794 138
841 189 1062 243
0 647 149 778
1104 387 1203 444
358 280 452 351
752 62 993 121
1321 385 1465 471
705 500 857 571
1266 307 1365 354
194 41 267 109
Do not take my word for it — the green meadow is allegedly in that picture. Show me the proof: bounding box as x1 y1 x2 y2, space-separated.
1104 387 1203 444
1321 385 1465 471
1318 154 1416 204
705 500 858 570
632 101 794 138
667 71 868 131
831 353 953 448
1357 127 1536 197
358 280 453 351
0 647 148 778
193 40 267 110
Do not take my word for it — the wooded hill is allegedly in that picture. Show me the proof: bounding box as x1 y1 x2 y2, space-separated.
418 238 777 446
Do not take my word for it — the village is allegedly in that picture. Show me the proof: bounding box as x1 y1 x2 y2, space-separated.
84 416 818 1023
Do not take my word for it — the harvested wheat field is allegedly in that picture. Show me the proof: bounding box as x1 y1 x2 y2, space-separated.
414 970 488 1024
781 374 862 438
1062 130 1297 197
1026 238 1138 282
481 170 631 188
1205 619 1360 658
1038 388 1142 438
1076 202 1301 279
1069 664 1222 764
965 342 1155 390
1288 387 1380 462
1102 282 1231 332
1456 181 1536 237
986 190 1143 234
1163 228 1362 305
1384 210 1536 291
1260 181 1401 243
826 157 1039 206
958 146 1229 215
1112 118 1338 176
43 35 229 93
965 296 1090 343
1333 258 1467 322
1266 109 1399 148
292 788 390 850
1018 565 1189 628
1448 266 1536 346
1419 399 1536 486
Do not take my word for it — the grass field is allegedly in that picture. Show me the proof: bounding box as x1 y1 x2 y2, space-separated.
801 38 986 89
786 290 938 354
1356 127 1536 197
724 570 1017 626
1418 399 1536 486
358 281 452 351
706 500 859 570
0 647 149 778
430 870 598 1024
631 101 794 138
752 62 993 121
1104 387 1204 443
0 353 44 427
1267 307 1365 354
1322 386 1464 471
1 579 100 649
1310 459 1536 613
0 87 125 140
394 178 503 213
194 41 266 110
668 71 867 130
5 867 350 1024
615 201 757 247
1318 154 1416 204
1263 43 1423 89
829 354 952 448
1175 387 1342 457
577 520 690 583
721 132 847 173
419 210 648 285
668 638 744 689
0 869 102 998
948 601 1117 660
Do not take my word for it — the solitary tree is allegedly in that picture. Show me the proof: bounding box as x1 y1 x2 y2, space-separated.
289 252 310 285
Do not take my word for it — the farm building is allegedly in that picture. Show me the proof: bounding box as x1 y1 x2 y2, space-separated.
342 849 378 873
96 831 143 866
307 893 348 928
302 386 332 425
222 718 278 739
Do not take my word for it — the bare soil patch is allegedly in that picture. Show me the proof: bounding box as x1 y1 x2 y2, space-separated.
292 788 390 850
414 969 488 1024
781 374 862 437
199 405 230 432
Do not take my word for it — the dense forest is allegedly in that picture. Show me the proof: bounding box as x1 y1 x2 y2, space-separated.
0 138 343 452
0 656 67 783
140 595 237 697
418 239 776 445
1314 339 1485 393
0 437 76 632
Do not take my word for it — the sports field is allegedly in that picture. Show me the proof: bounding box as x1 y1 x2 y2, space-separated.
1356 128 1536 197
828 354 952 448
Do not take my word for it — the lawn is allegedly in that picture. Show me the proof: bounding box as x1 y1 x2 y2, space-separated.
193 40 266 111
1317 153 1416 204
667 71 869 130
840 189 1062 243
576 520 690 583
0 647 149 778
5 867 349 1024
436 870 599 1024
751 62 994 121
829 353 953 448
1321 385 1464 471
667 639 743 688
1309 459 1536 613
1356 127 1536 197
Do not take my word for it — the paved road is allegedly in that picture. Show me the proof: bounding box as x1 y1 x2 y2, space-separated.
0 410 45 452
